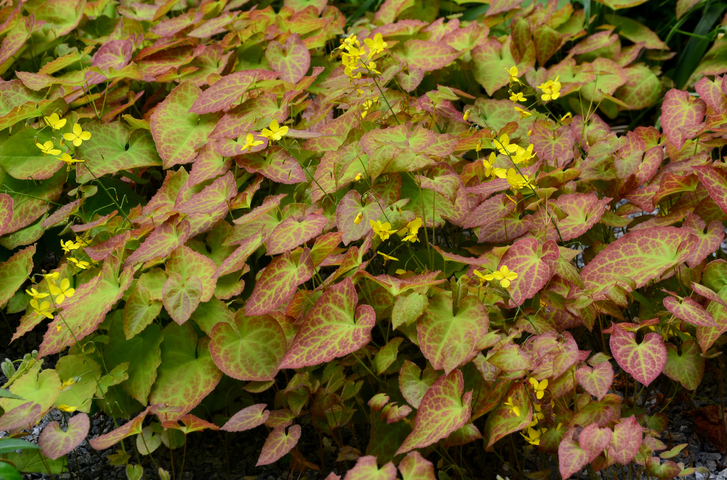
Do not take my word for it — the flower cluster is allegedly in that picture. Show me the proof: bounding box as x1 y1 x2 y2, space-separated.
537 76 561 102
474 265 518 289
337 33 387 80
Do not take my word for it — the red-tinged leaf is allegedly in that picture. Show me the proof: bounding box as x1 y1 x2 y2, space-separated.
534 24 563 66
267 212 326 256
210 311 287 381
580 423 613 463
163 272 202 325
336 190 384 245
256 425 301 467
343 456 397 480
696 76 727 114
246 248 314 316
692 282 727 309
150 81 221 168
279 278 375 369
576 362 614 401
661 89 706 150
124 218 191 267
391 292 428 330
89 407 150 450
399 360 439 409
265 33 310 84
488 344 532 372
610 324 666 387
581 227 692 299
212 233 263 279
608 415 642 465
393 40 459 73
39 413 90 460
646 457 681 480
417 293 489 374
499 238 558 306
616 64 662 110
0 17 30 68
530 122 575 167
483 382 532 448
106 319 163 406
662 339 704 391
0 245 35 308
0 193 12 235
189 144 230 187
148 323 222 421
210 92 286 140
221 404 270 432
0 402 42 431
235 147 306 185
162 414 219 434
123 282 163 340
176 171 236 217
663 296 717 327
693 165 727 215
166 245 217 302
558 427 589 479
396 369 472 455
40 264 134 357
683 213 725 268
75 122 161 183
463 193 516 229
398 451 435 480
304 110 358 152
551 193 611 242
472 36 528 96
443 423 482 447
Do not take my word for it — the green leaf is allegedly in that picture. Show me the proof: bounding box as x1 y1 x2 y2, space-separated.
105 317 163 405
209 311 287 381
162 272 203 325
0 128 64 180
391 292 428 330
279 278 375 369
0 245 34 308
0 461 22 480
662 339 704 391
417 293 489 374
0 438 40 454
75 122 161 183
399 360 439 409
150 81 221 168
148 323 222 420
0 362 60 423
483 382 531 448
1 449 67 474
396 369 472 455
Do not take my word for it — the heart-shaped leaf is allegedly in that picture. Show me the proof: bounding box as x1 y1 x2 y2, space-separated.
344 455 397 480
610 324 666 387
221 404 270 432
662 339 704 391
256 425 301 466
576 361 614 401
162 272 203 325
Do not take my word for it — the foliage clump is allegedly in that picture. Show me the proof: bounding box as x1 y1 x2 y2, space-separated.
1 0 727 478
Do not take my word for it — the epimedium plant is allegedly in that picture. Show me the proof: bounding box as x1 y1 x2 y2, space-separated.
0 0 727 479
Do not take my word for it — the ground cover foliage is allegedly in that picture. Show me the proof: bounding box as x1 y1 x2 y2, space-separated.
1 0 727 478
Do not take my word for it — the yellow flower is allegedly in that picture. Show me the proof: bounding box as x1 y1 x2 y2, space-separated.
68 257 90 270
529 377 548 400
504 397 520 416
63 123 92 147
30 299 53 319
505 66 521 84
355 173 363 182
491 265 518 289
395 269 407 275
370 220 397 241
57 153 84 171
49 278 75 304
56 404 77 413
473 270 489 286
463 109 471 121
364 33 388 56
402 218 422 243
537 76 561 102
505 168 534 191
475 139 483 152
26 288 49 300
521 427 545 446
509 91 526 103
44 113 67 131
241 133 264 152
366 61 381 75
512 144 534 164
354 212 363 225
261 120 288 141
377 251 398 265
514 107 532 119
36 140 61 156
338 35 360 51
44 272 60 281
560 112 573 125
61 239 79 253
483 153 506 178
496 134 520 157
60 378 76 391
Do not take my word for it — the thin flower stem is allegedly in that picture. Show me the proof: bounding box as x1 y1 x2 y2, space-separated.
81 162 134 228
278 141 337 206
